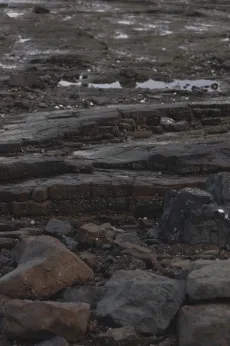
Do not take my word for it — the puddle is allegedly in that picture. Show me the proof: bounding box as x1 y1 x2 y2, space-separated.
135 79 219 91
89 81 122 88
6 10 23 18
114 33 128 39
58 80 81 87
58 78 219 91
118 20 133 25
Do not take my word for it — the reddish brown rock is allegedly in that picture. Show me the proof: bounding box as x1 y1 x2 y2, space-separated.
3 300 90 342
0 236 94 299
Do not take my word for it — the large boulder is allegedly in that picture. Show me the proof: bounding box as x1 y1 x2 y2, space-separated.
186 259 230 302
96 269 185 335
0 236 94 299
178 304 230 346
161 187 230 245
205 172 230 205
3 300 90 342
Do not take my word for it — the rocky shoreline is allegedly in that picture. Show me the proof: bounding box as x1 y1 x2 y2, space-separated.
1 0 230 344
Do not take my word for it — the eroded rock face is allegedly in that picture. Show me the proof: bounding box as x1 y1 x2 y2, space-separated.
0 236 94 299
178 304 230 346
3 300 90 342
186 259 230 302
96 269 185 335
161 187 230 245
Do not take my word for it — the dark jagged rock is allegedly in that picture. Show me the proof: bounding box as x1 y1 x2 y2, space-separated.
205 172 230 205
96 269 185 335
161 187 217 243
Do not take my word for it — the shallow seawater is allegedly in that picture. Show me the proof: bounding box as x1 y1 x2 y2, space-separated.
58 78 219 91
90 79 219 91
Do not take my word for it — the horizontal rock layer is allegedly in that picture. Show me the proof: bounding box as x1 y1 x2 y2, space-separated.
0 172 205 216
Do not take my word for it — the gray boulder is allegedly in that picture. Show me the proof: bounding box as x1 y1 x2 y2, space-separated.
161 187 230 245
187 259 230 302
96 269 185 335
178 304 230 346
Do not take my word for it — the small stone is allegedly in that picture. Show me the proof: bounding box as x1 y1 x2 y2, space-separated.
151 125 164 134
46 219 73 238
38 102 48 108
80 251 98 270
60 235 78 252
33 6 50 14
